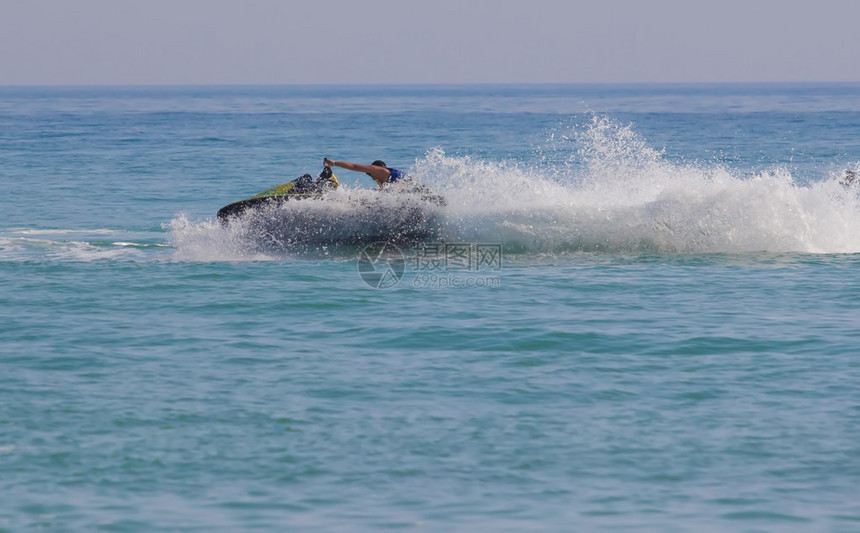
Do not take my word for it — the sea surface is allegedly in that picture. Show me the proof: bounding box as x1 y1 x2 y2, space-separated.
1 84 859 531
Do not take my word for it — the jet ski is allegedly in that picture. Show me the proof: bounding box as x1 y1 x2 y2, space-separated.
216 166 447 246
217 166 340 222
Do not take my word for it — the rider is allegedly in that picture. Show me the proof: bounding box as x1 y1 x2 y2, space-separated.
323 158 405 188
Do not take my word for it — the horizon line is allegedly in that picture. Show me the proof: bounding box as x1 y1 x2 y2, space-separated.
2 80 860 89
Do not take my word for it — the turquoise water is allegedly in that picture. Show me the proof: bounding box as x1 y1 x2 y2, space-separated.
2 85 860 531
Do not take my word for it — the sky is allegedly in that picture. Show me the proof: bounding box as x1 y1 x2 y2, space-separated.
2 0 859 85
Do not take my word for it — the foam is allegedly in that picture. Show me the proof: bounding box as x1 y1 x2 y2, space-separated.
409 117 860 254
165 116 860 260
165 215 282 262
0 226 180 262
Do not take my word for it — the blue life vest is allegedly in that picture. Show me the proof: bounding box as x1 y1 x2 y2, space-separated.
385 167 404 183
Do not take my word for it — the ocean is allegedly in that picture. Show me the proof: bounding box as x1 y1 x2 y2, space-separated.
1 84 859 531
